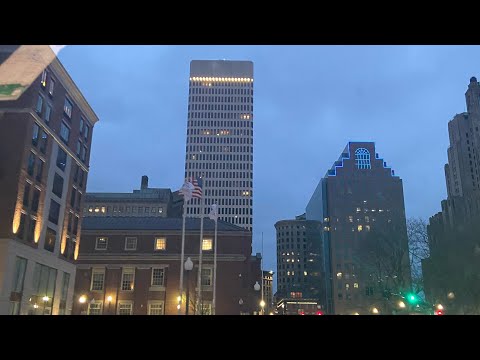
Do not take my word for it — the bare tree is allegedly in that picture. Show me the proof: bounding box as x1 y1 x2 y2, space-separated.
406 217 430 294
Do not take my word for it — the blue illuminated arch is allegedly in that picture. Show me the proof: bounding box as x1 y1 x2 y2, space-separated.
355 148 371 169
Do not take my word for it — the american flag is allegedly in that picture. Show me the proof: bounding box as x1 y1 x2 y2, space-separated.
191 176 203 199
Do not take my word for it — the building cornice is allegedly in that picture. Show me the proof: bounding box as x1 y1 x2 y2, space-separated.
76 253 246 264
49 58 99 126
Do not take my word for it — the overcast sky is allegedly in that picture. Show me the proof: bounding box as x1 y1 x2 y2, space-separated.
58 45 480 274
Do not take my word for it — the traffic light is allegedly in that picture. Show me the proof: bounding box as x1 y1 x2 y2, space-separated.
434 309 444 315
404 292 419 305
316 310 324 315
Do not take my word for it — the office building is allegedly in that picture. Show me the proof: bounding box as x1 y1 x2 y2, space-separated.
0 47 99 315
306 142 410 314
184 60 254 230
83 175 182 218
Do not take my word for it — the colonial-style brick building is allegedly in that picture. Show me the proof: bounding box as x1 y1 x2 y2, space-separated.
73 216 262 315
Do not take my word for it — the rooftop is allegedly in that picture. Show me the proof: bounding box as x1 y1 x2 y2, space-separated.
82 216 248 232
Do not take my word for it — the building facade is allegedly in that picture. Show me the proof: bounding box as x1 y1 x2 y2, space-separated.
184 60 254 231
423 77 480 313
275 297 323 315
262 270 274 314
83 175 182 218
274 214 324 306
306 142 410 315
72 217 262 315
0 48 99 315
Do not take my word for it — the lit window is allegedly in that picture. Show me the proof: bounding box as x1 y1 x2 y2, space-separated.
365 225 371 231
304 271 308 276
356 207 361 212
148 302 164 315
358 225 363 231
95 237 108 250
64 98 73 118
346 283 350 291
355 148 371 169
94 207 100 213
348 216 353 223
117 302 133 315
40 70 47 87
155 238 166 250
354 283 359 288
287 271 291 276
202 238 213 251
48 78 55 96
101 206 106 213
121 268 135 291
88 302 102 315
90 269 105 291
365 216 369 223
125 237 137 250
88 206 93 213
151 268 165 287
337 272 342 279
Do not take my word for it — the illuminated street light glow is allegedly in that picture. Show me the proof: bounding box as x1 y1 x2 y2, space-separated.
79 295 86 304
260 300 266 308
437 304 444 310
42 296 49 302
398 301 406 308
372 307 379 314
107 296 113 303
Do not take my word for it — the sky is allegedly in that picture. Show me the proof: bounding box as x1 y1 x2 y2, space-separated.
58 45 480 275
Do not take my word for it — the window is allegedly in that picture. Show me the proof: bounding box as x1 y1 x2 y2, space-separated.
27 152 35 176
39 131 48 154
155 237 166 250
151 268 165 287
36 159 45 182
79 117 84 135
44 227 56 252
121 268 135 291
48 78 55 96
36 94 44 114
148 302 164 315
202 238 213 251
90 269 105 291
201 302 212 315
88 302 103 315
45 104 52 123
48 200 60 225
31 188 40 213
31 263 57 315
201 268 212 286
40 70 47 87
52 173 64 198
64 98 73 118
76 141 81 157
27 218 36 242
11 257 27 294
125 237 137 250
95 237 108 250
32 123 40 146
84 124 89 141
70 187 76 207
357 225 363 232
23 182 31 207
354 282 359 288
60 122 70 143
118 302 132 315
355 148 371 169
56 147 67 171
81 145 87 162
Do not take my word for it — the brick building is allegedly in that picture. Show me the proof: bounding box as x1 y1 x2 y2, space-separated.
72 216 262 315
0 46 99 315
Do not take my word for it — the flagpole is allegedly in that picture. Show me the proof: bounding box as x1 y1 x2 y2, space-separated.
178 192 187 315
195 176 205 314
212 210 218 315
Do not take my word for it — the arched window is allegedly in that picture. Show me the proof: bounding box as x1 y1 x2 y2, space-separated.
355 148 371 169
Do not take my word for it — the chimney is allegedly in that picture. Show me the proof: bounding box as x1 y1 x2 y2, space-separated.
141 175 149 190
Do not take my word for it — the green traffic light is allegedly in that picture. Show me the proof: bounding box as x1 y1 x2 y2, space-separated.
405 293 418 304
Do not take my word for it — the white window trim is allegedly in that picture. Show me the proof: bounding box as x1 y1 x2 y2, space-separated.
125 237 137 251
196 265 213 290
87 301 103 315
147 301 165 315
154 237 166 251
121 267 135 292
90 268 105 292
95 237 108 250
117 301 133 315
150 266 166 291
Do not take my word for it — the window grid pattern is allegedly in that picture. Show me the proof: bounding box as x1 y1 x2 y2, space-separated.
355 148 371 169
121 269 135 291
151 268 165 286
91 270 105 291
118 303 132 315
148 303 164 315
88 302 102 315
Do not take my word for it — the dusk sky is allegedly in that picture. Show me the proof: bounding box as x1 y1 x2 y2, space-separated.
58 45 480 274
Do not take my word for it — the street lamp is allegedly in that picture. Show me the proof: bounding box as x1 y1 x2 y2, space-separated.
239 298 244 315
184 257 193 315
42 296 49 315
106 296 113 315
372 307 379 314
398 301 406 309
79 295 87 315
254 281 262 315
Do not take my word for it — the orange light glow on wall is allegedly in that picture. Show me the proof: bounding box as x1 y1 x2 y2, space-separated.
60 231 67 254
34 216 42 243
74 240 79 260
12 207 21 234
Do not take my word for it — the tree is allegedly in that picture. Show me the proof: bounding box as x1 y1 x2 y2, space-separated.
406 217 430 294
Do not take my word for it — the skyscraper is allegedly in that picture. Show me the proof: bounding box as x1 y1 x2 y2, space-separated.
184 60 254 231
423 77 480 313
306 142 410 314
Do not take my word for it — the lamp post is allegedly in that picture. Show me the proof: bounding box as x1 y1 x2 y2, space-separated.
42 296 49 315
184 257 193 315
106 296 113 315
239 298 244 315
254 281 261 315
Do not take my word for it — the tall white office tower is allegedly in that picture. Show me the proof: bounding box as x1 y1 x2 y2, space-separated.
184 60 254 231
